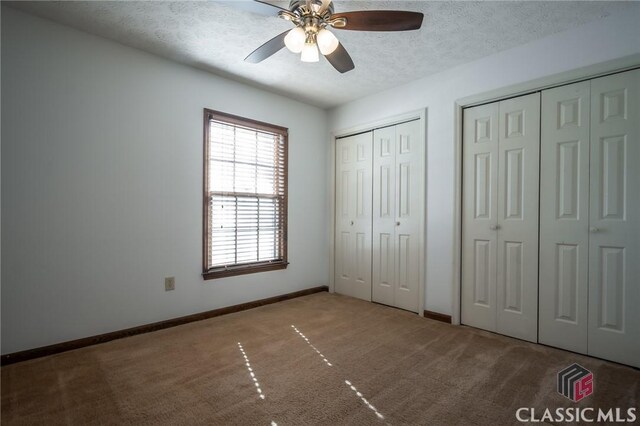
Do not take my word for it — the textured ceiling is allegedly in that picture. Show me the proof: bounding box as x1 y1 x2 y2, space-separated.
7 1 637 108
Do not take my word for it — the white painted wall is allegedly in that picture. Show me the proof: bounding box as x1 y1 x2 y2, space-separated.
329 9 640 317
1 7 329 354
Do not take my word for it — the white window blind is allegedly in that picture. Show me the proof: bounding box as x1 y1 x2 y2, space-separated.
204 110 288 278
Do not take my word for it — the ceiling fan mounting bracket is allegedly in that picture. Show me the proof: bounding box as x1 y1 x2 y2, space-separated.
326 17 346 28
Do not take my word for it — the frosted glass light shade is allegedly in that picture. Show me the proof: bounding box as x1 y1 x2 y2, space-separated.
284 27 306 53
317 29 339 55
301 42 319 62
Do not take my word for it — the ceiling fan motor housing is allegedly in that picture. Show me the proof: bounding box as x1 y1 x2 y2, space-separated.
289 0 334 17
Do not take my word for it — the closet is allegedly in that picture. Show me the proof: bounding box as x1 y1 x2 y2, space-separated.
461 93 541 343
539 69 640 368
372 120 423 312
462 68 640 367
334 119 424 313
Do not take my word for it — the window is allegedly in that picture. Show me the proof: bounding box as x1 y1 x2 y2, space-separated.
203 109 288 279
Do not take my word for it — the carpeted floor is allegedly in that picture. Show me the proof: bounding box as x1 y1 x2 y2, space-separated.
2 292 639 425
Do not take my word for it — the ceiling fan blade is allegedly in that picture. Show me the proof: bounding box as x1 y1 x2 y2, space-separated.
332 11 424 31
221 0 286 17
245 30 289 63
325 43 355 73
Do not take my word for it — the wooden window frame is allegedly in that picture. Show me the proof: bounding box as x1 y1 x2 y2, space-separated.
202 109 288 280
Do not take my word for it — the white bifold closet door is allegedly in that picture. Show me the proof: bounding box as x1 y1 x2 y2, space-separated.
540 69 640 367
461 102 499 332
461 93 540 342
372 120 423 312
539 81 591 354
588 70 640 367
335 132 373 302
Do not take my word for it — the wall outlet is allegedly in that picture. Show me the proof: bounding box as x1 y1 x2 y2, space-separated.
165 276 175 291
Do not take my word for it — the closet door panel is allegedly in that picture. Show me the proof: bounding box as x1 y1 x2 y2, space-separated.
373 126 396 306
351 132 373 302
335 132 373 301
462 103 499 332
335 137 355 297
539 82 590 353
496 93 540 343
394 120 423 312
588 69 640 367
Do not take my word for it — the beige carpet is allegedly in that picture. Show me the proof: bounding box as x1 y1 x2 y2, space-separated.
2 292 639 425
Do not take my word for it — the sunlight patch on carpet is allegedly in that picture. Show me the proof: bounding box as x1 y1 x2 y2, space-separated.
291 325 333 367
291 325 386 421
237 342 265 400
345 380 385 420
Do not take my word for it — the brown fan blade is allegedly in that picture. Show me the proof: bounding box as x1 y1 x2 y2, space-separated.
332 11 424 31
245 30 289 63
325 43 355 73
220 1 285 17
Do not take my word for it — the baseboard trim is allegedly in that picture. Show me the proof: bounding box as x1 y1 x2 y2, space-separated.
1 285 328 366
423 310 452 324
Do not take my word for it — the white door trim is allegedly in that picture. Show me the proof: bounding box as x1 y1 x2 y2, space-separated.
329 109 427 316
452 56 640 328
328 131 336 294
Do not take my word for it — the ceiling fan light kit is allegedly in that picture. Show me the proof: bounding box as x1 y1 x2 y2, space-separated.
317 29 339 55
280 0 339 61
284 27 306 53
301 40 320 62
243 0 424 73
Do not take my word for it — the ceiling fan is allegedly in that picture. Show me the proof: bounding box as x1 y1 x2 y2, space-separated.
239 0 424 73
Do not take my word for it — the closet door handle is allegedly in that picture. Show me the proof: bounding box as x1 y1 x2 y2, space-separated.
350 220 354 226
396 221 401 226
490 224 500 231
589 227 600 233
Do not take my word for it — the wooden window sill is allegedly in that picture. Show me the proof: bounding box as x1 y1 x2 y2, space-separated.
203 261 289 280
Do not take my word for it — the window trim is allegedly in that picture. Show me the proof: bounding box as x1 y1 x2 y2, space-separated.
202 109 289 280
